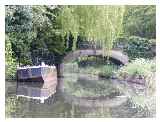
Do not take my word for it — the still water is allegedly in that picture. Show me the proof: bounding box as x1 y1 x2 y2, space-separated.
5 72 154 118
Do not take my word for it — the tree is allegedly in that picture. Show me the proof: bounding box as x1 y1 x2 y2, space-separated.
123 5 156 39
31 6 67 55
5 5 34 65
6 5 65 65
58 5 125 55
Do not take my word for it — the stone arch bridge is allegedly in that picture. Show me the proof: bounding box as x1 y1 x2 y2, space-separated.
58 49 128 77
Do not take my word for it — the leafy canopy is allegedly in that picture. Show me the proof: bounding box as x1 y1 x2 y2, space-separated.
58 6 125 54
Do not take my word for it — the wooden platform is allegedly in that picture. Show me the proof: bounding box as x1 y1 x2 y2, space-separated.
16 65 57 102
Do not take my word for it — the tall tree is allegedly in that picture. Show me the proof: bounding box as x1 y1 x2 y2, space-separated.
58 5 125 55
123 5 156 39
5 5 34 65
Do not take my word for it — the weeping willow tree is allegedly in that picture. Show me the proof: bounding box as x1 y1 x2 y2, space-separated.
58 5 125 56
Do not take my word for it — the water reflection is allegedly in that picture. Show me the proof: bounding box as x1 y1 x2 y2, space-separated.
59 73 128 108
16 82 57 103
6 71 153 118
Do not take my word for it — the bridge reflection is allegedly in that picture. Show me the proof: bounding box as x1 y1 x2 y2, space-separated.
57 73 128 108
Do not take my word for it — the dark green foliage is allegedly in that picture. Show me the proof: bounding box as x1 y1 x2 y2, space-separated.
76 35 82 49
8 32 33 65
123 5 156 39
31 6 66 65
65 32 74 52
6 6 34 65
114 36 156 60
6 5 66 66
125 36 155 59
5 5 33 33
30 27 65 65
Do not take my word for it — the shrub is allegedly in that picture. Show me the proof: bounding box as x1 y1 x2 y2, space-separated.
114 36 156 60
98 65 118 78
117 58 155 95
5 36 17 79
124 36 155 59
117 58 155 77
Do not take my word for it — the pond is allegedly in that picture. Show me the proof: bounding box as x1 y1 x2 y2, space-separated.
6 76 153 117
5 60 155 118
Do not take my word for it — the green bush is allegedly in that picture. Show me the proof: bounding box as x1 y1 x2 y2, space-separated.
117 58 155 95
117 58 155 78
5 36 17 79
98 65 118 78
114 36 156 60
125 36 155 59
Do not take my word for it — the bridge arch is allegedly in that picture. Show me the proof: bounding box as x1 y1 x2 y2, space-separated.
59 49 128 77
